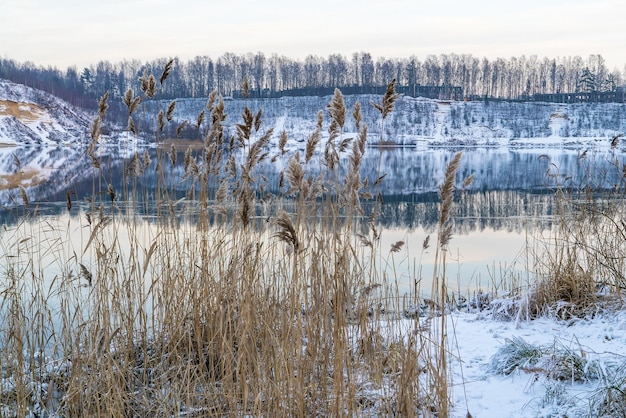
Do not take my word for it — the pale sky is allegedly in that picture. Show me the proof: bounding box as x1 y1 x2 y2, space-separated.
1 0 625 70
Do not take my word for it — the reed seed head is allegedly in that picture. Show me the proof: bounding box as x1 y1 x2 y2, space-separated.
463 174 475 189
254 109 263 132
157 110 165 136
285 152 304 195
160 58 174 85
128 116 137 135
197 110 205 129
279 130 288 155
274 210 300 253
611 133 623 149
90 116 102 142
98 92 109 120
390 241 405 253
170 143 177 166
176 120 188 137
166 100 176 122
353 101 362 130
19 186 28 205
327 88 346 130
371 79 400 119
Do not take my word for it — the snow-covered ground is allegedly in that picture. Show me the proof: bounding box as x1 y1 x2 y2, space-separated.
444 308 626 417
0 79 92 145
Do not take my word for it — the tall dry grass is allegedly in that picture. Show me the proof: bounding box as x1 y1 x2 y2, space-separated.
0 73 470 416
518 149 626 319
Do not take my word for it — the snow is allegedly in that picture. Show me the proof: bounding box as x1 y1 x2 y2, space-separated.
441 309 626 417
0 79 92 145
142 94 626 151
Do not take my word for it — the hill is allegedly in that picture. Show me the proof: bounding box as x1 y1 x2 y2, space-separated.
0 79 91 146
144 95 626 148
1 78 625 149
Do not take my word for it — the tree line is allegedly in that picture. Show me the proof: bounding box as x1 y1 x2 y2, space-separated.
0 52 623 110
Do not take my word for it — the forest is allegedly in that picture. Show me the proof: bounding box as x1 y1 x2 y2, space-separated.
0 52 622 112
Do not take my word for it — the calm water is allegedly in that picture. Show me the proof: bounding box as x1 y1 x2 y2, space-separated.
1 145 625 297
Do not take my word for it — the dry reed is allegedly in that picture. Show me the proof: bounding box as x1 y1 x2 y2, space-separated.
0 75 469 417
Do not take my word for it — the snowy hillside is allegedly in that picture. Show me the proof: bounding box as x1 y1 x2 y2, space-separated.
0 79 91 146
1 78 624 148
146 95 626 148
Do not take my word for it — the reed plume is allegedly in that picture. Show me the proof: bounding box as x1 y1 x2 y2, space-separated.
611 133 623 149
66 190 74 211
98 91 109 120
462 174 475 189
327 88 346 137
429 152 463 418
166 100 176 122
236 106 254 145
127 116 137 135
176 120 187 137
139 70 150 95
197 109 205 130
278 130 288 155
285 152 304 195
274 210 300 253
90 116 102 143
353 101 362 131
416 237 427 253
143 149 151 169
157 110 165 136
160 58 174 85
170 143 176 167
123 88 140 115
439 152 463 242
390 241 405 253
254 109 263 132
325 90 346 171
371 79 400 143
19 186 28 205
305 111 323 163
148 74 156 97
107 183 116 202
371 79 400 120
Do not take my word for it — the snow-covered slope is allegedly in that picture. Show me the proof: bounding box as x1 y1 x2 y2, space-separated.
1 78 624 148
0 79 91 146
147 95 626 148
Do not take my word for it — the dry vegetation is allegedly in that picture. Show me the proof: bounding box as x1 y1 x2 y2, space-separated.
0 70 473 418
506 153 626 321
2 62 625 417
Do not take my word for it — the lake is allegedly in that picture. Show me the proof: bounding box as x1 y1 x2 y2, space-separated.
1 144 625 300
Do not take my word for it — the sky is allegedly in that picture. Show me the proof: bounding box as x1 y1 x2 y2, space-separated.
1 0 625 71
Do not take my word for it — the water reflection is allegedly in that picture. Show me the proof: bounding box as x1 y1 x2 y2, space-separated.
2 145 624 231
3 144 621 299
